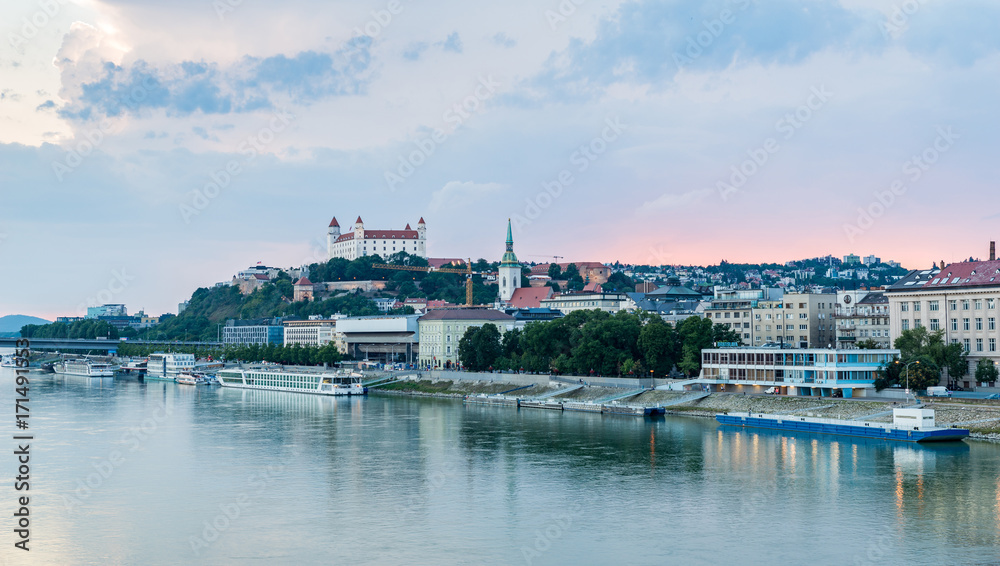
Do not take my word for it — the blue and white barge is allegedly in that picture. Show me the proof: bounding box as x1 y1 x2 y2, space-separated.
716 408 968 442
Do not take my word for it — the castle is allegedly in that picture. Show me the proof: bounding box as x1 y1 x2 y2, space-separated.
327 216 427 261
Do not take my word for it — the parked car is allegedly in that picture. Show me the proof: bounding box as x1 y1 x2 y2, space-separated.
926 386 952 397
986 394 1000 400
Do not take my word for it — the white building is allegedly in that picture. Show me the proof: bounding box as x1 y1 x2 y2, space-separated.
283 319 337 347
327 216 427 261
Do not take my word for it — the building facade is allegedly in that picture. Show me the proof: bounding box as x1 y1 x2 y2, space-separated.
283 318 338 347
417 308 514 369
703 288 783 345
327 216 427 261
222 318 285 346
540 292 633 315
834 291 891 349
700 346 901 398
886 253 1000 388
335 315 420 363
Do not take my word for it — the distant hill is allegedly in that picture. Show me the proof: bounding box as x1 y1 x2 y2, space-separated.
0 314 52 334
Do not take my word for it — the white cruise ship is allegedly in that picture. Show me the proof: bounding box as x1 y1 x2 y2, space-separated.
217 368 366 396
146 353 196 381
55 358 115 377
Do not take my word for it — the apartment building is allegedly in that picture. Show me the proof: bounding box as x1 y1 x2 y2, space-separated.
834 291 891 349
886 246 1000 388
283 318 338 347
747 292 836 348
703 288 783 345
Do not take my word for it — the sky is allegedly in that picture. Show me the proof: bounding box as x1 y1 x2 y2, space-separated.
2 0 999 320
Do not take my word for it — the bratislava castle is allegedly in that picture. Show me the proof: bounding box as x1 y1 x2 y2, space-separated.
327 216 427 261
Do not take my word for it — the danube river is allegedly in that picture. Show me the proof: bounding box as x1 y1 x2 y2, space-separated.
2 370 1000 565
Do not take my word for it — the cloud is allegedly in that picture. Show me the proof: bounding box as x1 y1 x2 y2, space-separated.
56 35 374 121
492 33 516 48
35 100 56 111
403 42 429 61
524 0 882 101
439 32 464 54
429 181 505 211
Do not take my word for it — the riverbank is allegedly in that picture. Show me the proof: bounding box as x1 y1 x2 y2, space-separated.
372 378 1000 440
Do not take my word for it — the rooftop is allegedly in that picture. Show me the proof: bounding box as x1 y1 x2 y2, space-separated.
418 308 514 322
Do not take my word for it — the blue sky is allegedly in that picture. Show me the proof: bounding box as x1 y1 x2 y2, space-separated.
2 0 999 319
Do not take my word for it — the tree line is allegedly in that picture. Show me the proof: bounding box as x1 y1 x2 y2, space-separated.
458 311 741 377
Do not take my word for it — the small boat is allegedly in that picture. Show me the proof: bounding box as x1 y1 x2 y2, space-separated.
40 362 55 373
0 354 17 368
175 374 198 386
716 408 969 443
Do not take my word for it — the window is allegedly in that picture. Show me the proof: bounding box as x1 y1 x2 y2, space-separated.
914 320 923 328
776 325 782 330
991 338 997 352
913 301 921 311
976 338 983 352
929 301 939 311
766 325 772 331
976 300 983 310
799 313 807 319
755 325 761 331
799 303 806 309
950 300 958 310
976 318 983 330
989 299 996 310
964 339 971 352
744 323 750 329
990 318 996 331
951 319 958 331
930 319 940 331
901 303 909 312
902 320 910 330
799 324 808 330
765 314 772 320
964 318 971 331
963 300 970 310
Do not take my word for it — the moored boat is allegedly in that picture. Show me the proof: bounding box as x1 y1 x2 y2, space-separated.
217 367 366 396
715 408 969 443
175 373 198 385
55 358 116 377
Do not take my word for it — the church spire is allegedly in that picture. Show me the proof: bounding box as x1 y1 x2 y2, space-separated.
501 218 518 266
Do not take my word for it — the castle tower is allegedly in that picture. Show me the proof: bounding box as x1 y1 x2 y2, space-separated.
498 219 521 302
327 217 340 260
416 217 426 256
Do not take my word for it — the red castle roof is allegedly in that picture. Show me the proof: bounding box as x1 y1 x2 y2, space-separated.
329 217 339 227
295 277 313 286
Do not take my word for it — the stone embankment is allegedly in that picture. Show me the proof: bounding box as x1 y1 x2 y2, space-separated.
372 377 1000 440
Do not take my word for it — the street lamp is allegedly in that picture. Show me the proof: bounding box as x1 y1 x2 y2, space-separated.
895 359 920 400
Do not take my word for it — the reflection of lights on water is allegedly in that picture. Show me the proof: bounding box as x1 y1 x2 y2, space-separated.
752 433 759 467
895 468 905 517
811 439 819 470
852 445 858 475
995 478 1000 533
649 428 655 475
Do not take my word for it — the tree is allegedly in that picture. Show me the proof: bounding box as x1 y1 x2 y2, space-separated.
875 357 940 391
856 338 880 349
975 359 999 384
637 318 678 375
458 324 502 371
605 271 635 293
547 263 562 279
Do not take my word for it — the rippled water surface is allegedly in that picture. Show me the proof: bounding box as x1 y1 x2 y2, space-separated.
2 369 1000 565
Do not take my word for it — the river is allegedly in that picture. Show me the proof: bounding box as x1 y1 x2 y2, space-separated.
2 370 999 565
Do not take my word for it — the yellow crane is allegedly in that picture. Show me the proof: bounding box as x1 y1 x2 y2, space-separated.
374 259 475 306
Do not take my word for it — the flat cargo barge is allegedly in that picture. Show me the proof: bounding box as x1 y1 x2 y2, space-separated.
716 408 968 443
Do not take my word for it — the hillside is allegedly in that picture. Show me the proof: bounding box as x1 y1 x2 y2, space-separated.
0 314 51 334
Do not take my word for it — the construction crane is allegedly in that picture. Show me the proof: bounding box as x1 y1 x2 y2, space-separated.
523 254 564 260
374 259 475 306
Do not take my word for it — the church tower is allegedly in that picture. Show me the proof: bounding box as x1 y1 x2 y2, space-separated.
498 219 521 302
